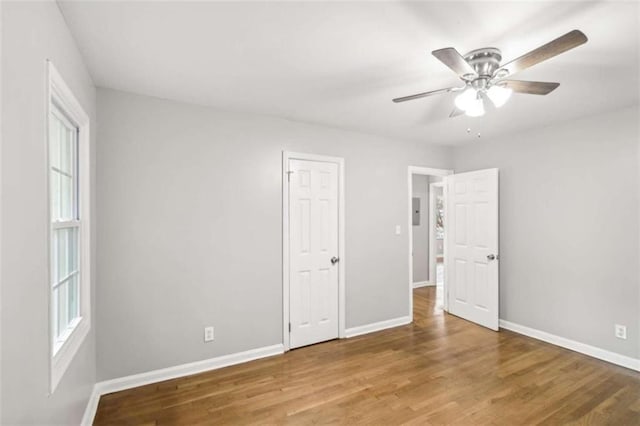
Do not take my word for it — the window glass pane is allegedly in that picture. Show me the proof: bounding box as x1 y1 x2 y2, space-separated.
57 281 69 338
50 171 61 222
52 286 60 339
70 129 78 220
59 119 73 175
50 107 78 222
68 227 78 273
60 174 74 221
49 115 61 170
55 228 69 282
50 169 75 222
68 274 79 322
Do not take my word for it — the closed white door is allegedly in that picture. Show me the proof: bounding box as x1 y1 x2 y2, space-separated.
288 159 340 348
446 169 499 330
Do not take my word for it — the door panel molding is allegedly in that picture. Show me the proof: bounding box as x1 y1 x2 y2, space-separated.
283 152 345 351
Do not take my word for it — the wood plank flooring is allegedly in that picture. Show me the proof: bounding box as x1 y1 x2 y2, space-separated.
94 287 640 425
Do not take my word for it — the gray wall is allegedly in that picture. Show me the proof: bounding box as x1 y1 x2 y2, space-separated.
1 1 97 424
453 105 640 359
96 88 452 381
412 175 429 283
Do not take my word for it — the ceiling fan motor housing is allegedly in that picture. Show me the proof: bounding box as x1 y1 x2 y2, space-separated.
463 48 502 89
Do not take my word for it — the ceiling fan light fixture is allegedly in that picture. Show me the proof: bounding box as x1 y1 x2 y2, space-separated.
487 85 513 108
465 96 485 117
454 87 477 111
392 30 587 119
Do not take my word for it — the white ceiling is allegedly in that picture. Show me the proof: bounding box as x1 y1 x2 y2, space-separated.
58 1 639 145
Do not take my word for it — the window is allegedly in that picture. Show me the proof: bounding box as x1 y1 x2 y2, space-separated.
50 103 81 351
48 62 91 392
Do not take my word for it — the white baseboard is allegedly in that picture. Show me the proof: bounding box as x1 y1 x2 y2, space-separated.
413 281 435 288
345 316 412 338
80 386 101 426
499 320 640 372
81 344 284 425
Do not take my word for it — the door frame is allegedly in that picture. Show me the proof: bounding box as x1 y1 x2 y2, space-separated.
408 166 452 319
282 151 346 351
428 181 445 285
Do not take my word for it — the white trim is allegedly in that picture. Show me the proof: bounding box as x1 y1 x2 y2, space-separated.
47 61 92 393
408 167 452 321
96 344 284 395
80 386 101 426
345 316 411 338
412 281 435 288
282 151 346 351
499 320 640 372
81 344 284 426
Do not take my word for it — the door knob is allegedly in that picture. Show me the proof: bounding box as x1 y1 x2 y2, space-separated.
331 256 340 265
487 254 497 261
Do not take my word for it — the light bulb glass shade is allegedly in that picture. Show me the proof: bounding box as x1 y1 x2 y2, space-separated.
465 97 485 117
454 88 477 111
487 85 512 108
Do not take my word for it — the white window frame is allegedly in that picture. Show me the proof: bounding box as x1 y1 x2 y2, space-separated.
47 61 91 393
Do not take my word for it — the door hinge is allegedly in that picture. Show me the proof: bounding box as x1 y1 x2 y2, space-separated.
286 170 294 181
288 322 291 332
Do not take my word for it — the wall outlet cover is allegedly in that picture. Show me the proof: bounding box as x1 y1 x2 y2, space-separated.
204 326 215 342
614 324 627 340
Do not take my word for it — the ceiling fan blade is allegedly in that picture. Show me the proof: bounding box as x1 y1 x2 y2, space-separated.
498 30 587 76
432 48 477 77
449 106 465 118
392 87 461 103
500 80 560 95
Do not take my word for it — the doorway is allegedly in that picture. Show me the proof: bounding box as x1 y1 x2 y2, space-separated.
408 166 452 320
282 152 346 351
409 166 500 331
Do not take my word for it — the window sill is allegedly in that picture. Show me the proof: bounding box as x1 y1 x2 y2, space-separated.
50 315 90 393
52 316 82 356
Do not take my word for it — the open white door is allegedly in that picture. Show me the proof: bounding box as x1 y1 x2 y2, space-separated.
446 169 499 330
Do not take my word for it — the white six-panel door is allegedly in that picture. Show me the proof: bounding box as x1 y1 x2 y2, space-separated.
288 159 340 348
446 169 499 330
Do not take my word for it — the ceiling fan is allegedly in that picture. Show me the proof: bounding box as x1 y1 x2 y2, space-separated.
392 30 588 117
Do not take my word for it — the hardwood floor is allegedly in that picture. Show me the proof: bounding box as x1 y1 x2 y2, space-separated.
94 287 640 425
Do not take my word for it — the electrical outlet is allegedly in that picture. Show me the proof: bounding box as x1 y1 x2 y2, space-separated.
204 326 215 342
614 324 627 340
395 225 401 235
